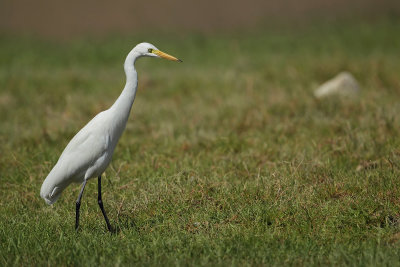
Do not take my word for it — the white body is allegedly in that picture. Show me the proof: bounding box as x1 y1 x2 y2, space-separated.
40 43 163 205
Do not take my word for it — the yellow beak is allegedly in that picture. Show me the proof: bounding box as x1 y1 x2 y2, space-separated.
153 50 182 62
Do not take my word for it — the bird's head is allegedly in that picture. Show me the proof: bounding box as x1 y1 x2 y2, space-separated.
134 42 182 62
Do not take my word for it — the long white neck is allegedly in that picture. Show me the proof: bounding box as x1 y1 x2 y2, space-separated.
110 49 140 116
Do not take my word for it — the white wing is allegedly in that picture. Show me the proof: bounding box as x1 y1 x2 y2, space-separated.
41 111 113 204
56 111 110 180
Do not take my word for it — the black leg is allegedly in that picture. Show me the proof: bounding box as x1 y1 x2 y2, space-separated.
98 175 113 232
75 179 88 231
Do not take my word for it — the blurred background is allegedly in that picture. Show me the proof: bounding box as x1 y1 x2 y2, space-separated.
2 1 400 265
1 0 399 38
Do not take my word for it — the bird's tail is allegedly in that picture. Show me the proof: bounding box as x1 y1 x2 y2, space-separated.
40 171 66 205
40 181 63 205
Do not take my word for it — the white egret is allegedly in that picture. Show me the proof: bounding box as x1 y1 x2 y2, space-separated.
40 42 182 232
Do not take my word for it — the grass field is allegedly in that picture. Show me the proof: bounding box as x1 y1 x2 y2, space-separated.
1 19 400 266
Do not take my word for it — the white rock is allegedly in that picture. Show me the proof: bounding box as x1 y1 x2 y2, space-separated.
314 71 360 99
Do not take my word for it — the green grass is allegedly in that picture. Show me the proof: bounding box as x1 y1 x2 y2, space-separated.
1 19 400 266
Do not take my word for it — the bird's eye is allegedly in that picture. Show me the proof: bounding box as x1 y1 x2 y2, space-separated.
148 48 153 53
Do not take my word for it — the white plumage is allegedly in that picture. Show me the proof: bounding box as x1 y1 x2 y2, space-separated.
40 109 120 204
40 42 181 231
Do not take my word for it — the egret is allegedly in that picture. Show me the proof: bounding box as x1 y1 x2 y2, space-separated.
40 42 182 232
